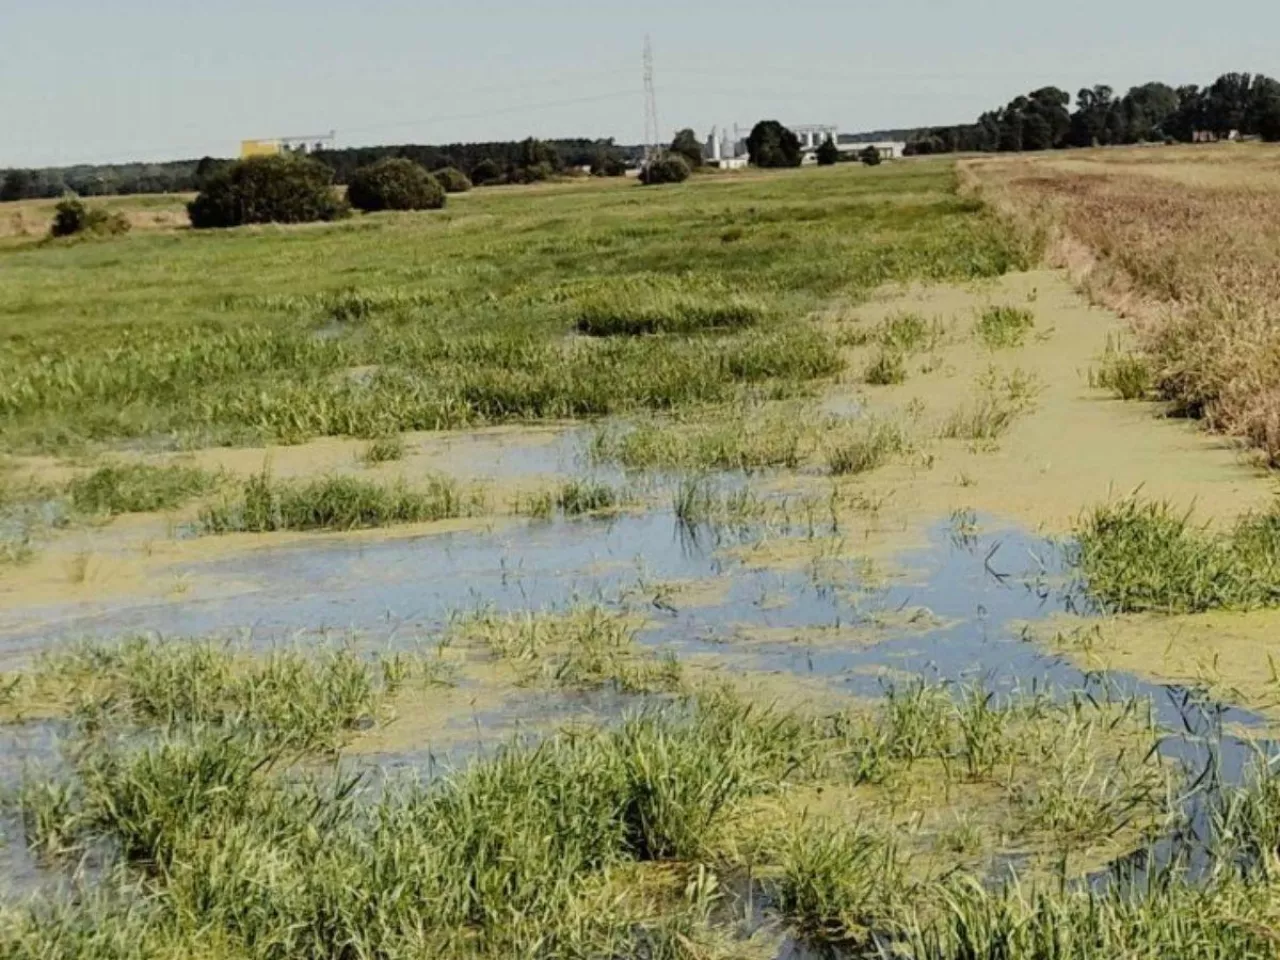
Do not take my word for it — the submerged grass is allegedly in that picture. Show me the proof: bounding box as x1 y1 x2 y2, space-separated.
592 405 911 478
2 666 1177 959
199 470 472 532
1092 338 1153 401
3 636 439 750
1075 496 1280 613
449 606 682 692
940 367 1042 446
975 304 1035 349
67 462 221 515
825 418 908 475
360 434 407 464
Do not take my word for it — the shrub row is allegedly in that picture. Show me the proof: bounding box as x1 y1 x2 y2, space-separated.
187 155 469 229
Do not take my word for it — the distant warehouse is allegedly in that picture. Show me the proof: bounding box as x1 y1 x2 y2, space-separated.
700 124 905 167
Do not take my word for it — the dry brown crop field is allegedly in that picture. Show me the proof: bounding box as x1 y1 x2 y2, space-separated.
967 143 1280 463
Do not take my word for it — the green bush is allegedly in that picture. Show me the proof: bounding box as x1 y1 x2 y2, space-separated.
747 120 802 168
470 158 502 185
859 146 884 167
433 166 472 193
347 158 445 212
670 129 705 169
50 195 130 238
509 162 556 184
816 136 841 166
639 154 691 186
187 155 348 229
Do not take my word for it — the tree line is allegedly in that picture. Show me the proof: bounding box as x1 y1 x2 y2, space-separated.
0 138 637 202
906 72 1280 155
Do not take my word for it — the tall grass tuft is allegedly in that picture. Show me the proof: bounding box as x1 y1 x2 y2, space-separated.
975 305 1035 349
556 479 623 516
360 434 407 464
200 470 468 532
777 822 905 949
1075 496 1280 613
825 419 907 475
864 349 907 385
576 294 764 337
1092 343 1153 401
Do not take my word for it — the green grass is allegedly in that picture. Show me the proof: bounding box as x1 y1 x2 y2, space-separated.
1075 496 1280 613
878 311 940 352
555 479 623 515
975 305 1036 349
7 636 439 751
940 368 1041 446
864 348 907 385
67 462 220 514
360 434 407 464
199 470 471 533
575 281 764 336
4 669 1176 959
449 606 682 692
825 418 908 475
776 822 905 949
591 405 813 472
1092 341 1153 400
0 164 1029 453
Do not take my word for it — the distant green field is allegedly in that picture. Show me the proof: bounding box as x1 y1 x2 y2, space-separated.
0 162 1028 453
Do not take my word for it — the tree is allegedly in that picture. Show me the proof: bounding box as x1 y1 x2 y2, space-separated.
1021 114 1054 152
1166 86 1205 141
0 169 34 202
1027 87 1071 147
1205 73 1253 137
193 156 229 189
432 167 472 193
1256 84 1280 141
590 151 626 177
859 146 883 167
1247 75 1280 138
517 138 561 172
187 155 348 229
347 158 445 212
1122 82 1180 141
670 129 704 169
1069 85 1115 146
746 121 802 168
470 159 502 185
639 153 691 185
816 136 840 166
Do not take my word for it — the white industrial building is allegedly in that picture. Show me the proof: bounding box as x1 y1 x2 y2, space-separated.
836 139 907 160
701 124 905 167
704 125 750 170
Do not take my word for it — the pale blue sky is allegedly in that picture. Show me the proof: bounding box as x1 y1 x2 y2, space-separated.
2 1 1276 167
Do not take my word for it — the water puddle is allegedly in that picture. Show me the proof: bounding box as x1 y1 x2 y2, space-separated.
0 504 1272 919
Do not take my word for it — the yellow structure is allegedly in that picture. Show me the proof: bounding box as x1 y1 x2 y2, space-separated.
240 139 282 159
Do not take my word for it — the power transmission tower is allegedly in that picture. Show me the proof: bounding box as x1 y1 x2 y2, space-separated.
643 35 661 167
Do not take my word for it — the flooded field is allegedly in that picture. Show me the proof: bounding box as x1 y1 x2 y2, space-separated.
6 162 1280 957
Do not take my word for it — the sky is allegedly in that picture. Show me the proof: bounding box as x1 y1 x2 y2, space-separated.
1 0 1277 168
